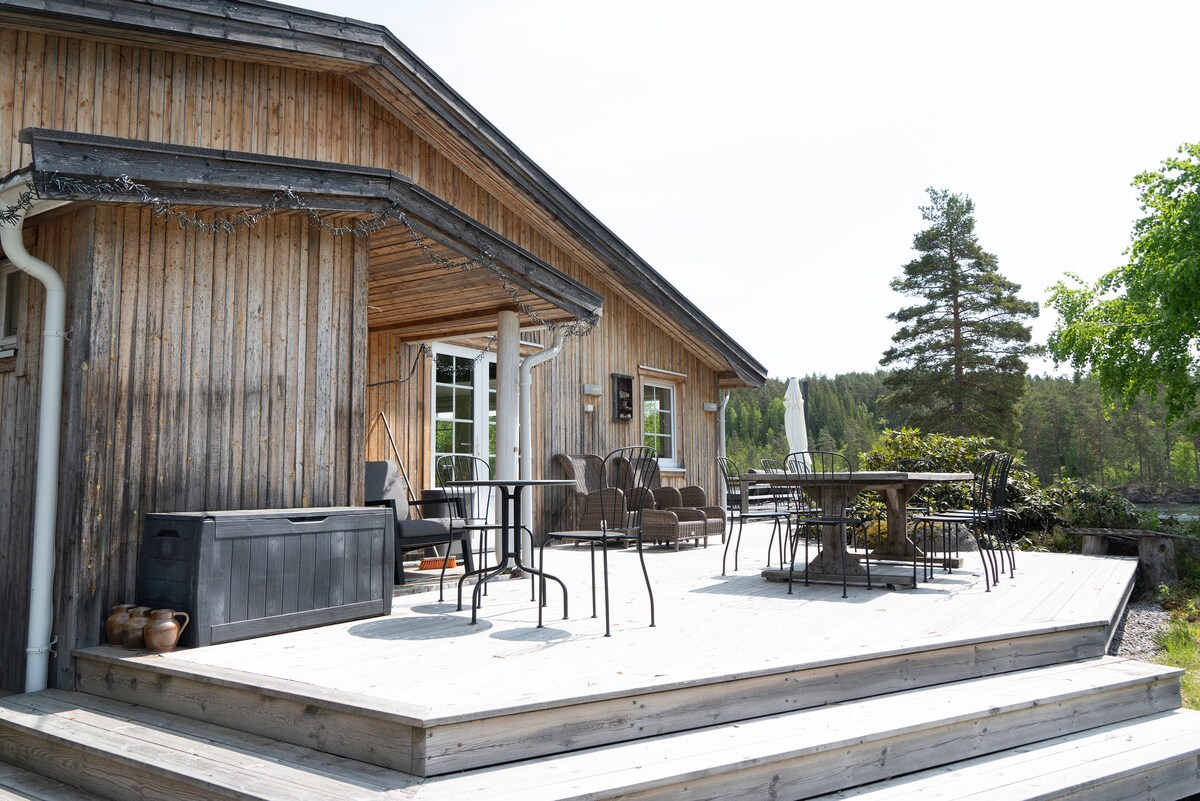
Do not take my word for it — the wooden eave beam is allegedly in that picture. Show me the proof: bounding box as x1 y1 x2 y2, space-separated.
0 0 760 385
19 127 603 326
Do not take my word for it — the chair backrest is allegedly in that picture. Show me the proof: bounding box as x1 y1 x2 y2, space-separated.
602 446 659 534
759 458 792 509
435 455 493 525
555 453 604 496
969 452 999 515
364 460 410 524
788 450 852 516
989 453 1013 510
717 457 741 510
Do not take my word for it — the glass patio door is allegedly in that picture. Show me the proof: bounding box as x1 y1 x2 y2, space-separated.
432 345 497 478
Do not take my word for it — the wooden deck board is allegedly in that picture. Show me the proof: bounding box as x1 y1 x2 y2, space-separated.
0 760 107 801
817 709 1200 800
0 691 421 801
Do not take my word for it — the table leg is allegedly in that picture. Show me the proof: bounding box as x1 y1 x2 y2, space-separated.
506 487 567 627
800 486 869 578
869 487 921 560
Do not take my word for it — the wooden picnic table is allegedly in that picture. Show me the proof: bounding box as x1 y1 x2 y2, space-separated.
740 470 972 583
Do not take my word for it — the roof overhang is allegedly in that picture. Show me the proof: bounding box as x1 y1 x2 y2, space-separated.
19 128 603 338
0 0 765 385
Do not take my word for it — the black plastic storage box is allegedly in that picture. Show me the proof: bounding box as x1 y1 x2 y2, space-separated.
137 507 393 648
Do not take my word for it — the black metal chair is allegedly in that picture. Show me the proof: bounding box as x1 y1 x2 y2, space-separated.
912 452 1002 590
786 451 866 598
759 457 801 566
718 457 791 575
435 455 509 602
541 446 658 636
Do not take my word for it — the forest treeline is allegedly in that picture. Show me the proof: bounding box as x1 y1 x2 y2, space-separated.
724 372 1200 489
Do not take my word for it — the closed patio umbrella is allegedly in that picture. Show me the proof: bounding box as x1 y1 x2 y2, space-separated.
784 377 810 465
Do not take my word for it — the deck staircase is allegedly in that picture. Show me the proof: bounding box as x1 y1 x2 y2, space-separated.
2 550 1199 799
1 652 1198 798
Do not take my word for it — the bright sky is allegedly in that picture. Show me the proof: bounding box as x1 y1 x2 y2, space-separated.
293 0 1200 379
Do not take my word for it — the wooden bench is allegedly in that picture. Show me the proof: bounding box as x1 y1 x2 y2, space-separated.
1065 527 1193 588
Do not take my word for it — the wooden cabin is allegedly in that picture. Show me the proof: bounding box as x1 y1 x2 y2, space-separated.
0 0 766 692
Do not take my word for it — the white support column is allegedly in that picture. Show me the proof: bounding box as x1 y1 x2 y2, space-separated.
494 310 520 567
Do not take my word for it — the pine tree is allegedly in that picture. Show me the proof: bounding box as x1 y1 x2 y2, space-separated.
880 188 1038 442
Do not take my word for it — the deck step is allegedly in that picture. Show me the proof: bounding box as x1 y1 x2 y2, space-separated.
814 709 1200 800
71 611 1111 777
0 658 1181 801
0 761 107 800
0 690 419 801
414 657 1184 800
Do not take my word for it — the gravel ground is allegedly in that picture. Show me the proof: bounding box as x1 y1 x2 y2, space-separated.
1108 601 1172 659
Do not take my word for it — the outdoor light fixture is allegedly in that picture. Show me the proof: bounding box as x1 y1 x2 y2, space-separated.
583 383 602 396
703 402 719 412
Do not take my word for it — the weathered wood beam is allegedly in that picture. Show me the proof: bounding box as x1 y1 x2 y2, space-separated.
19 128 602 326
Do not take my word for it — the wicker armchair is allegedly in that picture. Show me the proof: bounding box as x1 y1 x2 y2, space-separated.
612 453 710 550
555 453 606 531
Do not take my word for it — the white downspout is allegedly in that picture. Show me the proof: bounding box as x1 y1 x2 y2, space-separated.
1 178 67 693
719 390 730 461
519 330 566 541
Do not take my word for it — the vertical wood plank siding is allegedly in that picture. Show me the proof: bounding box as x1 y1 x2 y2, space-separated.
0 27 726 688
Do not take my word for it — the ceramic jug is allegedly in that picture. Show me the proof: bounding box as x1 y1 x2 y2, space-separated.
143 609 190 653
105 603 136 645
121 606 153 649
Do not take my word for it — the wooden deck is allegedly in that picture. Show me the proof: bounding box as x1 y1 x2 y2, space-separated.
6 521 1200 799
76 525 1130 772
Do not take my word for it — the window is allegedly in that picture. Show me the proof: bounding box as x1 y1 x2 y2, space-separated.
0 261 21 358
642 381 676 467
432 345 497 474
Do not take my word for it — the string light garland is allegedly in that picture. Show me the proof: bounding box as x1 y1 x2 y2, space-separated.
1 171 597 336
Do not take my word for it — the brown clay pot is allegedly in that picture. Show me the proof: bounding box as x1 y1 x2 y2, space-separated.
121 606 153 649
105 603 136 646
143 609 190 653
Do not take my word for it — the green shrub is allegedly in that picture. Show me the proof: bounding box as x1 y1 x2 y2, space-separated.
859 428 1140 542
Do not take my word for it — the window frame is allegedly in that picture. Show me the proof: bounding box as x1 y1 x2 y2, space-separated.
641 379 678 468
0 260 21 358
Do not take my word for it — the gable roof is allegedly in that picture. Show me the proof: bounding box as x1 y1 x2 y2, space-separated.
0 0 768 386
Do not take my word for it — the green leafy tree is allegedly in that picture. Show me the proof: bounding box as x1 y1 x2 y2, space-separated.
881 189 1039 443
1048 143 1200 426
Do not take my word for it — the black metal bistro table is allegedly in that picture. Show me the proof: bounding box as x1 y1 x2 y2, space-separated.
446 478 574 624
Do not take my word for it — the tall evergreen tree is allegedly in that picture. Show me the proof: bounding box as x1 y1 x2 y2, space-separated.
880 188 1039 442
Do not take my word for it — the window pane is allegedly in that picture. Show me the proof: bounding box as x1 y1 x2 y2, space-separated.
454 422 473 454
435 420 453 453
435 386 453 416
3 272 18 338
435 354 455 384
454 388 473 418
